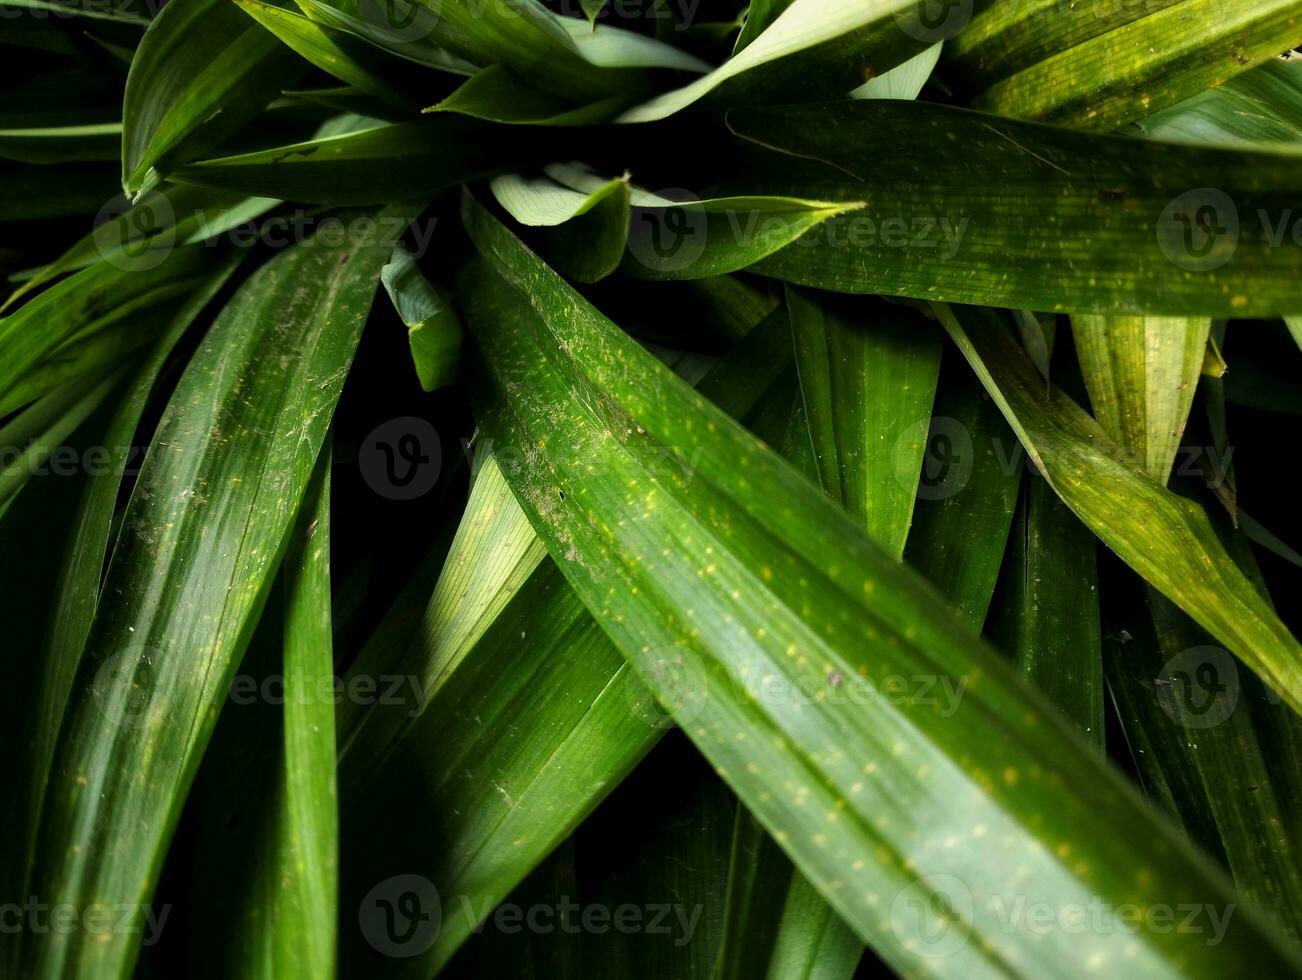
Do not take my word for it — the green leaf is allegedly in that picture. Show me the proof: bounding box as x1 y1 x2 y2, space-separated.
122 0 303 194
850 41 940 100
380 243 462 391
728 99 1302 316
1070 316 1213 483
1134 58 1302 148
617 0 934 122
581 0 607 28
1 185 276 313
0 375 122 513
623 195 864 280
0 245 211 403
173 117 510 204
460 192 1302 976
307 0 706 104
490 164 633 281
937 304 1302 716
429 64 631 124
713 797 860 980
0 122 121 164
903 364 1022 630
990 475 1104 747
787 287 941 559
0 262 237 977
20 212 394 980
336 314 803 974
1106 574 1302 941
960 0 1302 132
0 308 168 418
233 0 417 108
289 0 477 75
267 448 339 977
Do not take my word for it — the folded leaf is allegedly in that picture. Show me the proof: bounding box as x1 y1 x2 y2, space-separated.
380 243 463 391
490 164 633 281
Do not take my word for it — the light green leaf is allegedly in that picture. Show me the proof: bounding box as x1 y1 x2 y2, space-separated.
1071 316 1213 483
380 243 462 391
850 41 940 100
490 164 632 281
617 0 934 122
461 192 1302 977
1134 58 1302 148
623 195 864 280
938 304 1302 715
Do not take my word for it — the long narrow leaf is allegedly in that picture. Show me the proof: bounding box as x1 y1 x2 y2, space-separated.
460 192 1301 977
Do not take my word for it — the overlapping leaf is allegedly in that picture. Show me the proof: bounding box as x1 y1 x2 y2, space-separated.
460 193 1301 977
